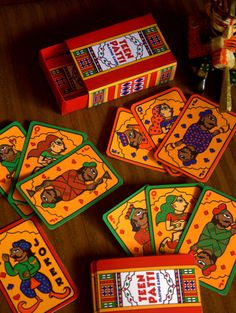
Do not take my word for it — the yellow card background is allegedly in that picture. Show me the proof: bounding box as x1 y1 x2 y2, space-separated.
178 190 236 291
148 186 202 254
11 124 85 216
108 109 164 171
132 88 185 147
106 188 152 256
0 219 76 313
0 125 25 194
19 144 119 227
157 97 236 180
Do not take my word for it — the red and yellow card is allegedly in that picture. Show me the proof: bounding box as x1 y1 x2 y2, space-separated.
0 122 26 196
154 95 236 182
177 186 236 295
0 218 78 313
131 87 186 149
16 141 122 229
106 108 165 172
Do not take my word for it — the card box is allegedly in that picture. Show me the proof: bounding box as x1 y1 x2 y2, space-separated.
91 254 202 313
39 14 177 114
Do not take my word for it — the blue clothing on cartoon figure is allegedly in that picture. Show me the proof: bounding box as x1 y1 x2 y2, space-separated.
166 109 229 166
2 239 71 312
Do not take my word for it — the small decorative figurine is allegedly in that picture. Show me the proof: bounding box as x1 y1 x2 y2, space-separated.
188 0 236 111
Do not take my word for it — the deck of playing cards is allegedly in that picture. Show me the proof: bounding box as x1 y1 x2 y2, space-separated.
39 14 177 114
90 254 203 313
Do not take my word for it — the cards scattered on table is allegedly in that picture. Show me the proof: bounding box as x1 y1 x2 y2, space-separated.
8 121 87 219
106 88 236 181
0 218 78 313
0 121 122 229
106 108 165 172
103 183 236 295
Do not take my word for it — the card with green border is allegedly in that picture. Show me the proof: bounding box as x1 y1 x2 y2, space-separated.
16 141 123 229
8 121 87 219
103 185 153 256
176 186 236 295
146 183 203 255
0 122 26 196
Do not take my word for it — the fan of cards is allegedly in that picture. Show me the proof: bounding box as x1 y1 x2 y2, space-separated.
106 87 236 182
0 121 122 229
103 183 236 295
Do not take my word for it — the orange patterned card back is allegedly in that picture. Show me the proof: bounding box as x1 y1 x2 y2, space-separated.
0 218 78 313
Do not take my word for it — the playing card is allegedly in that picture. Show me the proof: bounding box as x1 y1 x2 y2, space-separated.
146 184 203 254
154 95 236 182
0 122 26 196
131 87 186 148
8 121 87 218
106 108 166 172
103 186 153 256
0 218 78 313
16 141 122 229
176 186 236 295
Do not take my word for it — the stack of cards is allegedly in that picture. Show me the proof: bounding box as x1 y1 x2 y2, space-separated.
0 121 122 229
90 254 203 313
107 87 236 182
0 218 78 313
103 184 236 295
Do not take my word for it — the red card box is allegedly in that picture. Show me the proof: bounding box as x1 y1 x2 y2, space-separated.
91 254 203 313
39 14 177 115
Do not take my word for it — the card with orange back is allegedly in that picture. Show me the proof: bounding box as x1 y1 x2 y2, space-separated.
154 95 236 182
146 183 203 255
106 108 166 172
0 122 26 196
16 141 123 229
103 185 153 256
8 121 87 219
131 87 186 149
0 217 78 313
176 186 236 295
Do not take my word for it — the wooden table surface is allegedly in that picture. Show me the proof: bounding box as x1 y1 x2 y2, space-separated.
0 0 235 312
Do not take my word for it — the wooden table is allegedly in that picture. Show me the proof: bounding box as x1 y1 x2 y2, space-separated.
0 0 235 312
